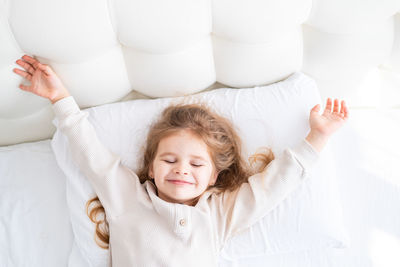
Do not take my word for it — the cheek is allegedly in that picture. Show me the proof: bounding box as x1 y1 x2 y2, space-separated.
154 163 171 176
197 168 214 180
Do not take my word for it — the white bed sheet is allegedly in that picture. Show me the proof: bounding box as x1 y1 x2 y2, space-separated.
0 140 73 267
1 109 399 267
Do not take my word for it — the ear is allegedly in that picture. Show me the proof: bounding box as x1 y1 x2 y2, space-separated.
148 163 154 178
209 171 219 186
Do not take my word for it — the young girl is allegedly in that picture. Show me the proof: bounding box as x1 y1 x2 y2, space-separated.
13 55 349 267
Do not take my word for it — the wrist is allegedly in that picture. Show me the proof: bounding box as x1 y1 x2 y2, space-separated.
305 131 329 153
50 92 70 104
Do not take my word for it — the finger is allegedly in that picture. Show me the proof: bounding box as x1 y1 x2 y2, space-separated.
338 101 345 118
16 59 35 75
19 84 31 92
342 101 350 120
333 98 339 113
340 100 345 114
37 63 52 76
13 68 32 81
311 104 320 113
324 98 332 114
22 55 40 69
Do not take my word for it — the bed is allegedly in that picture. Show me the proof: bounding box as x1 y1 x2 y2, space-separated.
1 0 400 266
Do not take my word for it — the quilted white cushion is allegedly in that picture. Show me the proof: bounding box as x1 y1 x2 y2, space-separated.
3 0 399 146
51 72 349 266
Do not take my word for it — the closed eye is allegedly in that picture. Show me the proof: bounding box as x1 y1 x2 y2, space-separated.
163 160 202 167
191 164 203 167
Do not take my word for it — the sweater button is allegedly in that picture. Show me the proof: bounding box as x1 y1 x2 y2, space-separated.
179 219 186 226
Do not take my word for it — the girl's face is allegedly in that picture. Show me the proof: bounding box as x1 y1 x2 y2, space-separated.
149 129 218 206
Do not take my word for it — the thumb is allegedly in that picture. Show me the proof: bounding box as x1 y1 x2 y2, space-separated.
311 104 320 114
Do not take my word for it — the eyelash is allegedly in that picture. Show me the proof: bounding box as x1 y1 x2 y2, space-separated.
192 164 202 167
163 160 202 167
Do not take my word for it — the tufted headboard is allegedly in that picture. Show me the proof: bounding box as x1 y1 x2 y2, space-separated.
1 0 399 146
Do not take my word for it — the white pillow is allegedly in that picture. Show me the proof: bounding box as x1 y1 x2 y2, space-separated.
0 140 73 267
51 72 349 266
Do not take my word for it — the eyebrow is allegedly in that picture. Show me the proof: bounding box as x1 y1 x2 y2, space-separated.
158 152 207 161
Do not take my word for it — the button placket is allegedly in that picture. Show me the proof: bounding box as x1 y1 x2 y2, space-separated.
174 205 191 236
179 218 186 226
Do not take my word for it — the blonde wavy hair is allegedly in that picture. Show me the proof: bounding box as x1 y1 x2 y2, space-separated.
86 102 275 249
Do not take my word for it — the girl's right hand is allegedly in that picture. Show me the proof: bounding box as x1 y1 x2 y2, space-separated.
13 55 70 104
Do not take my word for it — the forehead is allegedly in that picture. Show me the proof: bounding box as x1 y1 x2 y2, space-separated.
156 130 211 159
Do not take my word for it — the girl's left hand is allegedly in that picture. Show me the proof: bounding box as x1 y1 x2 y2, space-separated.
309 98 349 138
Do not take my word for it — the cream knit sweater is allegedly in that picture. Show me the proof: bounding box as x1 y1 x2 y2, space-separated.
53 96 320 267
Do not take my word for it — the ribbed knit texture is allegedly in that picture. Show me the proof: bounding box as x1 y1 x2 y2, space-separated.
52 96 320 267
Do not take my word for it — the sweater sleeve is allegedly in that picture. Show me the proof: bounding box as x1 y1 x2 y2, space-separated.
212 139 320 246
52 96 141 218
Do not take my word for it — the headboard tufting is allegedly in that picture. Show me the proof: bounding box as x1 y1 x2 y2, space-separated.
1 0 399 146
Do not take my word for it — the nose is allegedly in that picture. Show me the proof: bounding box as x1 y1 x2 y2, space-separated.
174 162 190 175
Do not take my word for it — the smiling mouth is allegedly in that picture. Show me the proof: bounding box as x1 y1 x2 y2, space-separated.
167 180 194 185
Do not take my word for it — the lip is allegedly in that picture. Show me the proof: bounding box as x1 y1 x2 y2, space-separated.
167 180 194 185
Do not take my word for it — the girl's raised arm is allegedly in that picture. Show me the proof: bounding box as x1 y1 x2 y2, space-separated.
211 98 349 247
13 55 140 218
